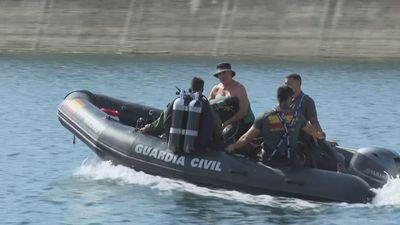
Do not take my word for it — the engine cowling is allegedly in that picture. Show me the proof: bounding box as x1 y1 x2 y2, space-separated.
348 147 400 188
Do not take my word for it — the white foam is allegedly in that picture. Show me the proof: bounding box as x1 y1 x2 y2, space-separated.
74 157 400 208
330 176 400 209
372 175 400 206
73 157 320 209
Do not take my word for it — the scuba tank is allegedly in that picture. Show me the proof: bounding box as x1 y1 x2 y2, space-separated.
183 92 203 154
168 90 188 153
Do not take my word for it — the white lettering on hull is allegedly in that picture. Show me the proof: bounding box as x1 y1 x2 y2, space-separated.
134 144 222 172
190 158 222 171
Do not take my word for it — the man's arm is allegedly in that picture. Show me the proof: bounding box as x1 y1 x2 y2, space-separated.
208 85 218 100
225 126 260 153
302 123 324 141
140 111 165 135
306 97 323 134
223 84 249 127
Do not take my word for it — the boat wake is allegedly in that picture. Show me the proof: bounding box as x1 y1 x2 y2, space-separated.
73 157 400 208
372 175 400 206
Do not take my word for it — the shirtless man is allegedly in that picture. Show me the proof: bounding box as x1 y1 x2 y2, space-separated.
209 63 255 141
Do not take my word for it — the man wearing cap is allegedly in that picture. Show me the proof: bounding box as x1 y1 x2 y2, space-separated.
209 63 255 142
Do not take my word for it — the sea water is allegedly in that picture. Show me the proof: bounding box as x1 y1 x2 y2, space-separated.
0 53 399 225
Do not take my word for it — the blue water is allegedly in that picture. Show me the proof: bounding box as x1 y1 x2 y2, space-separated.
1 53 400 225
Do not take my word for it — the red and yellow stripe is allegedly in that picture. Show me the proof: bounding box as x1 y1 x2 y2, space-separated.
268 112 294 131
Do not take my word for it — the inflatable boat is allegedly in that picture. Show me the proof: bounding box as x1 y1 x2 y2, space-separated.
57 90 400 203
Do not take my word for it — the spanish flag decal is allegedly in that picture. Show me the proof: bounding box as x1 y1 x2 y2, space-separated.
66 99 85 113
268 112 294 131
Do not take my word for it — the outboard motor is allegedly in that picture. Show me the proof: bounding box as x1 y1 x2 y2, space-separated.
183 92 202 154
348 147 400 188
168 91 188 153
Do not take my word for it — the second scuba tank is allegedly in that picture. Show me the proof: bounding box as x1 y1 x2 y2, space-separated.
168 90 188 153
183 93 203 154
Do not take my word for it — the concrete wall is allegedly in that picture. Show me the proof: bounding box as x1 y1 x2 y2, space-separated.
1 0 400 58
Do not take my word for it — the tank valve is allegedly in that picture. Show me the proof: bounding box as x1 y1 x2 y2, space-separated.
136 117 145 129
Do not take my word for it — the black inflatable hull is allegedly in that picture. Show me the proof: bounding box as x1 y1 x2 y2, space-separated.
57 90 375 203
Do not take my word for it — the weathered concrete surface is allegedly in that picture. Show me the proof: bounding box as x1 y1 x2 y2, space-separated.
1 0 400 58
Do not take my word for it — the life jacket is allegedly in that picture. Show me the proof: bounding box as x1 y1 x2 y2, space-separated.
262 109 298 161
